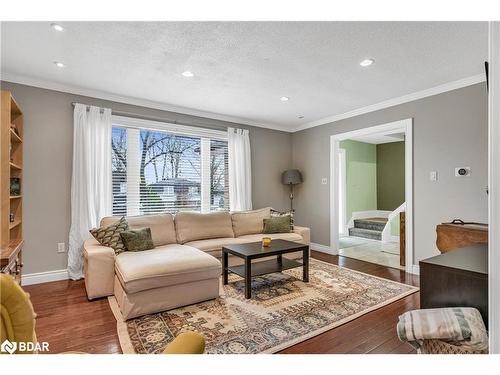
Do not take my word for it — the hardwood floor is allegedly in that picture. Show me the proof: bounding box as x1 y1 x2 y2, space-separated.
23 251 419 354
25 279 121 354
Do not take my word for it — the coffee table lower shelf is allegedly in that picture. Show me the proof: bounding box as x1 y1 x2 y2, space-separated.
228 258 302 278
222 240 309 299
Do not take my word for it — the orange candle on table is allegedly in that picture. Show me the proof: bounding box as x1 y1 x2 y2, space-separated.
262 237 272 247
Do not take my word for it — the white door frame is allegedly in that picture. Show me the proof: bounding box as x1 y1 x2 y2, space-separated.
488 21 500 354
330 118 414 274
338 148 347 236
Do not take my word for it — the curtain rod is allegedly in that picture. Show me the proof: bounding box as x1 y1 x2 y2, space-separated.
70 102 227 131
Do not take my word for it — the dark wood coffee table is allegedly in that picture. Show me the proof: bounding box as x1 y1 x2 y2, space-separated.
222 239 309 299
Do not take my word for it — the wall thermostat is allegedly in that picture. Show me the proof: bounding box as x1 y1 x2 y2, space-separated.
455 167 471 177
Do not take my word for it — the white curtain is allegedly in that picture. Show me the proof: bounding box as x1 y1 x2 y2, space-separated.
228 127 252 211
68 104 112 280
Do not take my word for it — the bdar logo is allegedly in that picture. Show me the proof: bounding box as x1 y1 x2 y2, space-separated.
0 339 49 353
1 339 17 354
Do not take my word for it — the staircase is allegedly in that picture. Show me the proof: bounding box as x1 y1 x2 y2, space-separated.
348 217 388 241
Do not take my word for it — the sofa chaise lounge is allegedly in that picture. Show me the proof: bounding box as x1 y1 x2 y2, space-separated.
83 207 310 320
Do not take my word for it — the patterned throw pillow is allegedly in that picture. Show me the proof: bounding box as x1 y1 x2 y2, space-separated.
120 228 154 252
263 216 292 234
270 208 295 230
89 216 129 254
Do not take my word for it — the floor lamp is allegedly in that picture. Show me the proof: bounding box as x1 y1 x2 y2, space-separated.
282 169 303 211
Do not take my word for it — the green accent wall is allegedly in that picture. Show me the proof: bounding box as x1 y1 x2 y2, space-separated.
340 140 377 223
340 140 404 236
376 141 405 211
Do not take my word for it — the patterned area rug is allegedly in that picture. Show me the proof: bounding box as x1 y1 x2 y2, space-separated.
109 259 418 354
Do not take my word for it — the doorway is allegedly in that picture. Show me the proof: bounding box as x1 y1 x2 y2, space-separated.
330 119 414 273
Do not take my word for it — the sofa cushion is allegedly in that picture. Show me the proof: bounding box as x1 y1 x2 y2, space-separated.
115 244 221 294
185 237 250 256
237 232 303 243
231 207 271 237
101 214 176 247
175 211 234 244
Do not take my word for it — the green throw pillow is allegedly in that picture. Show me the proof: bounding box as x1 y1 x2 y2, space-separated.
120 227 154 252
271 208 295 230
89 216 129 254
263 216 291 234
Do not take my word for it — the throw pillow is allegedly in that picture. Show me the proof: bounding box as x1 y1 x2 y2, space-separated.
263 216 292 234
271 208 295 230
120 227 155 252
89 216 129 255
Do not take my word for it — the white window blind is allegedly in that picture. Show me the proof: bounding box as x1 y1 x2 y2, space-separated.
111 116 229 216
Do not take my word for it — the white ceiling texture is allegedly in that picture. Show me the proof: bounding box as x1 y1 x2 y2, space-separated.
349 131 405 145
0 22 488 132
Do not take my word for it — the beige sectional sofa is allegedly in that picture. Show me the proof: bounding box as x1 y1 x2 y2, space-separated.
83 207 310 320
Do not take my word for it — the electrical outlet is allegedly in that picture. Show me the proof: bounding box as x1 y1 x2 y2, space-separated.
429 171 438 181
321 178 328 185
57 242 66 253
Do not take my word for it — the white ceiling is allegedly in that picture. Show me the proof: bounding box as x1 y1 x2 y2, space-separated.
0 22 488 132
349 130 405 144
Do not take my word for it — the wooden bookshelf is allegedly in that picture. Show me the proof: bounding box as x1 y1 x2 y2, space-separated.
9 219 22 230
10 128 22 143
1 91 24 283
9 162 22 170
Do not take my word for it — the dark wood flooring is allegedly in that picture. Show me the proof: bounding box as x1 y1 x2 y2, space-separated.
23 251 419 354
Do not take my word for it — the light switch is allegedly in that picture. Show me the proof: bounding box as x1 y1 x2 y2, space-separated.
321 178 328 185
430 171 437 182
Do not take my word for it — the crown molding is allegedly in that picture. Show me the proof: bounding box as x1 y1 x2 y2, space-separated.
2 72 486 134
1 72 293 133
293 73 487 132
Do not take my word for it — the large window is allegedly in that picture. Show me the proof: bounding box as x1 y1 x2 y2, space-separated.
111 116 229 216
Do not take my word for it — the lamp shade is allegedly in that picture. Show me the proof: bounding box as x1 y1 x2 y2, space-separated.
282 169 303 185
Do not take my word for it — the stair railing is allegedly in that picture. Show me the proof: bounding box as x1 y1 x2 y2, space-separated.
381 202 406 243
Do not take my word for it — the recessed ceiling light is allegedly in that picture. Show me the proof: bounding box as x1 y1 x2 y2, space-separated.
54 61 65 68
51 23 64 32
298 115 304 119
280 96 290 102
182 71 194 77
360 58 375 67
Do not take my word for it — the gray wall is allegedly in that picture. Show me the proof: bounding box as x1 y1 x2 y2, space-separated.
292 83 488 265
1 81 293 274
1 80 488 272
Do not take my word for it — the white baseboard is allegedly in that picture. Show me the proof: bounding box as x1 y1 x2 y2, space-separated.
21 269 69 286
389 235 400 243
310 242 338 255
411 265 420 275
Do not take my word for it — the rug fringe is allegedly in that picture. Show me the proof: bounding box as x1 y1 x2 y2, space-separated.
108 296 136 354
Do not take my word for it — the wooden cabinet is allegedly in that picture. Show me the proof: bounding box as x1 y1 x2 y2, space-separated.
436 221 487 253
419 244 488 327
1 91 24 283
